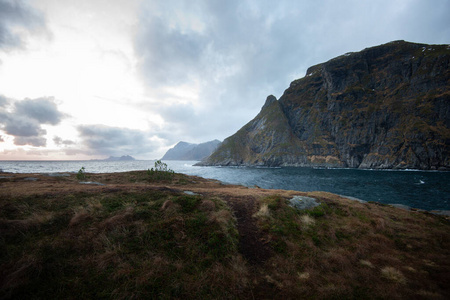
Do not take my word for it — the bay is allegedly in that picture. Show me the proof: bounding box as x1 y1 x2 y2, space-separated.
0 160 449 211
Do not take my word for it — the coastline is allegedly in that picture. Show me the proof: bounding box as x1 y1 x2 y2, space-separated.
1 168 449 214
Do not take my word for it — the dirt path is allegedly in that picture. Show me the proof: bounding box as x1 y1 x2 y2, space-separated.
225 195 272 265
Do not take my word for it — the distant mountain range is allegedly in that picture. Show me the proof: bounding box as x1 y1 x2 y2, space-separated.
162 140 221 160
198 41 450 170
102 155 136 161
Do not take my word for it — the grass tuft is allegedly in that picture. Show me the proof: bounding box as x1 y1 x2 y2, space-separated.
381 266 407 284
253 203 270 219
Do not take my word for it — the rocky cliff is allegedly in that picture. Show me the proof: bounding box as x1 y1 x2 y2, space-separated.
199 41 450 170
162 140 221 160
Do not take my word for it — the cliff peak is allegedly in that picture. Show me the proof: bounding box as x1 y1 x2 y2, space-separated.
261 95 277 110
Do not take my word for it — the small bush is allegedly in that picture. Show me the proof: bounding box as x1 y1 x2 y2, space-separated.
76 167 87 180
147 160 175 182
307 204 329 217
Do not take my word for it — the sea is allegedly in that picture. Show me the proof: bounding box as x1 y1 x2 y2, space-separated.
1 160 449 212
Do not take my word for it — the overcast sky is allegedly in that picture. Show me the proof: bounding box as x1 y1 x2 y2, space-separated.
0 0 449 160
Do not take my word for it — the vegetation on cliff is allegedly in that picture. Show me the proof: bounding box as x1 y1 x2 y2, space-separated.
201 41 450 169
1 171 449 299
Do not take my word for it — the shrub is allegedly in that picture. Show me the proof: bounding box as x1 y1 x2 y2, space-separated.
76 167 86 180
147 160 175 181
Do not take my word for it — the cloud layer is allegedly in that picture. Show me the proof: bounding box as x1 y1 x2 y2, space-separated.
0 0 47 50
1 0 450 160
135 0 450 143
77 124 157 157
0 96 65 147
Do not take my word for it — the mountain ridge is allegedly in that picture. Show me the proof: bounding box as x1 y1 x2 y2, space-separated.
162 140 221 160
198 41 450 170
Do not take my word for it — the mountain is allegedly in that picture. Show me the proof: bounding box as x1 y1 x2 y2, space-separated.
103 155 136 161
199 41 450 170
162 140 221 160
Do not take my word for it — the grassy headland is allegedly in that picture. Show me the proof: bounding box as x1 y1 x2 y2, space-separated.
1 170 449 299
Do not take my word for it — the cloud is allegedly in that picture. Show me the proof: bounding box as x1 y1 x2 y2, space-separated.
0 0 48 50
53 136 75 146
0 96 66 147
2 115 45 137
0 94 8 107
134 0 450 144
14 136 46 147
136 15 207 86
77 124 158 157
14 97 65 125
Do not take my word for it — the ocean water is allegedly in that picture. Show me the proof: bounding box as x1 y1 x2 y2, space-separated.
1 160 449 211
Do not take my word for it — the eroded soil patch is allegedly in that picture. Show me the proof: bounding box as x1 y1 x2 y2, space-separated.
226 196 272 265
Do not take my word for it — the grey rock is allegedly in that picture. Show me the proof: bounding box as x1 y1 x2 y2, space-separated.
288 196 320 210
45 173 71 177
24 177 38 181
183 191 199 196
79 181 105 186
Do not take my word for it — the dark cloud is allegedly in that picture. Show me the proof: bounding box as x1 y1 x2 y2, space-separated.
15 97 65 125
0 96 66 147
136 16 207 85
2 115 45 137
53 136 75 146
0 0 47 50
14 136 46 147
77 124 156 157
135 0 450 143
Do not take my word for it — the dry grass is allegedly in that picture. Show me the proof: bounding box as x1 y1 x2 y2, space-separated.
300 214 315 226
359 259 375 268
253 203 270 218
381 267 407 284
1 171 449 299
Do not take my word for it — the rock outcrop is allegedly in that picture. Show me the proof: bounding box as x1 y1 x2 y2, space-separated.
199 41 450 170
162 140 221 161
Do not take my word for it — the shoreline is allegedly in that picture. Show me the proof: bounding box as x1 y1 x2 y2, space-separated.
1 170 449 215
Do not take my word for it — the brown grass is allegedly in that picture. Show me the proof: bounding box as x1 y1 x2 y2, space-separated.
1 171 449 299
381 266 407 284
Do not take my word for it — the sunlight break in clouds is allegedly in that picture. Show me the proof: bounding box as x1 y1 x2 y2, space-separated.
0 0 449 160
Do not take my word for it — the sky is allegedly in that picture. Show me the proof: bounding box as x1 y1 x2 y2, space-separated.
0 0 449 160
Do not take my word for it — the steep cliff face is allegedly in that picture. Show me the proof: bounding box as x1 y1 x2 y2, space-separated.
200 41 450 169
199 96 320 167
